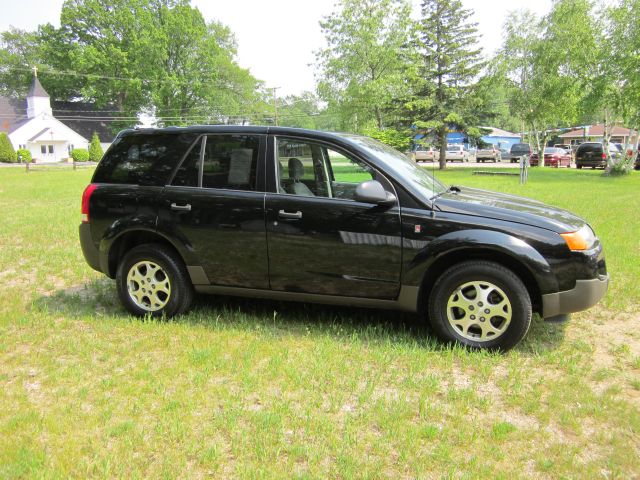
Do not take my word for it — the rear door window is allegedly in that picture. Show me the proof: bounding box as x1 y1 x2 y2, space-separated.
201 135 261 191
171 137 202 188
93 133 198 186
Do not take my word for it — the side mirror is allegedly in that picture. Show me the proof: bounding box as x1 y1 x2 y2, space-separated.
355 180 396 206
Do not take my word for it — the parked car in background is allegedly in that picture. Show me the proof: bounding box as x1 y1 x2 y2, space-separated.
476 145 501 163
530 147 572 168
554 144 573 159
509 143 533 163
635 150 640 170
445 144 470 162
575 142 622 169
499 147 510 160
413 146 436 162
554 144 572 151
79 126 608 351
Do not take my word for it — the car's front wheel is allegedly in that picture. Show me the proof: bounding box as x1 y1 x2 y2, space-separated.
116 243 194 317
428 261 532 351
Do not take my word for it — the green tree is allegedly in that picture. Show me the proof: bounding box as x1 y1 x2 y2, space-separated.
88 132 103 161
362 127 413 151
276 92 324 130
316 0 415 131
0 133 16 162
608 0 640 154
0 28 41 98
408 0 484 169
499 2 595 164
0 1 265 129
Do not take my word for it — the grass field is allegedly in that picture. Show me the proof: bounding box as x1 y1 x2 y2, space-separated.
1 166 639 478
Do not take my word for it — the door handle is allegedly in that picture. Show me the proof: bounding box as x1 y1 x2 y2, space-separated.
278 209 302 219
171 203 191 212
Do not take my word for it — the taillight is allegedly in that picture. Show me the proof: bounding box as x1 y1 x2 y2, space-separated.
601 153 606 159
81 184 97 223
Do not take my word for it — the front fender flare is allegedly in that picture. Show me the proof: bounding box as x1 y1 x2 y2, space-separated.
402 229 558 294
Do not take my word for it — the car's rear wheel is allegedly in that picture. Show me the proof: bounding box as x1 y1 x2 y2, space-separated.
428 261 532 351
577 164 582 169
116 243 194 317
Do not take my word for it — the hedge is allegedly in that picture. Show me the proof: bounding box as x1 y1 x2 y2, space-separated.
16 148 32 163
71 148 90 162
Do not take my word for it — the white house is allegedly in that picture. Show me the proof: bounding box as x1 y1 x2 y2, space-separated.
1 72 116 163
5 75 88 162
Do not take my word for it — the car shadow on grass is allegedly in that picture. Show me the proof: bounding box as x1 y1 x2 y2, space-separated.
33 278 567 354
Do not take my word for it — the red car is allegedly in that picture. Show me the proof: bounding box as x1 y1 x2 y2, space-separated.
530 147 572 167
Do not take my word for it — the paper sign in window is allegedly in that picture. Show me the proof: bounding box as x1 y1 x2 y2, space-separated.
228 149 253 185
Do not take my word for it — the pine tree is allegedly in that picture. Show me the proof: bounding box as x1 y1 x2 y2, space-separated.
410 0 483 169
88 132 103 162
0 132 16 163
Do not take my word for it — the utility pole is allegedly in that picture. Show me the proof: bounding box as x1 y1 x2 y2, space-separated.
271 87 279 126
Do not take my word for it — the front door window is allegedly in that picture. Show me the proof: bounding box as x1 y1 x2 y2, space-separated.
275 138 376 199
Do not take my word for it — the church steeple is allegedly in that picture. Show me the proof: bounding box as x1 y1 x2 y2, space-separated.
27 67 52 118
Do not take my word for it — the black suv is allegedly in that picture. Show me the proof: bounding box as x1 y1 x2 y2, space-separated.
575 142 622 169
80 126 608 350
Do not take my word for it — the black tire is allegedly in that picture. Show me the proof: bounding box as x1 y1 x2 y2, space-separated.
577 164 582 169
427 261 532 351
116 243 194 318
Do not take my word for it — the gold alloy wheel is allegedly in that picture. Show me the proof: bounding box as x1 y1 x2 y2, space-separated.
126 261 171 312
446 281 512 342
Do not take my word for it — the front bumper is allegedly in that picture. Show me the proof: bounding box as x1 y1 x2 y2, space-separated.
541 274 609 318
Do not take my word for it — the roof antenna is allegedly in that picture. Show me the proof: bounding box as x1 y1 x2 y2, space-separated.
432 133 437 206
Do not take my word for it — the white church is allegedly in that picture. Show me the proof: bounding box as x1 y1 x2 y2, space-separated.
1 71 114 163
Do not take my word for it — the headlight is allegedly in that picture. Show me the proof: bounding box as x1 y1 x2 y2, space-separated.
560 224 596 251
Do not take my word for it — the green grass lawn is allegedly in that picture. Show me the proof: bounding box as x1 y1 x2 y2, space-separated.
1 166 639 478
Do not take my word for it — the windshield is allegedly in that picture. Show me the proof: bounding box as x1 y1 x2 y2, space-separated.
340 134 447 200
544 148 560 154
446 146 460 152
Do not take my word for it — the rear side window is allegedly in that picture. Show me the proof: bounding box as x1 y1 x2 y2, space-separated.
93 133 198 186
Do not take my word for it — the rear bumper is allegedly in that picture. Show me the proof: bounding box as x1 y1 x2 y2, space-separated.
79 223 102 273
577 159 606 167
541 274 609 318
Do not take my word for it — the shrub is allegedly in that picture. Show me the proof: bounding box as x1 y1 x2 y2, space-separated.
16 148 32 163
0 132 16 163
71 148 90 162
88 132 104 162
605 152 634 176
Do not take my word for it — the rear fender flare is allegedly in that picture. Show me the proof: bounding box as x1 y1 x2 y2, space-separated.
98 216 195 276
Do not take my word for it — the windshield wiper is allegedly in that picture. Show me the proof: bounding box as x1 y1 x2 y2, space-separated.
429 185 460 201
